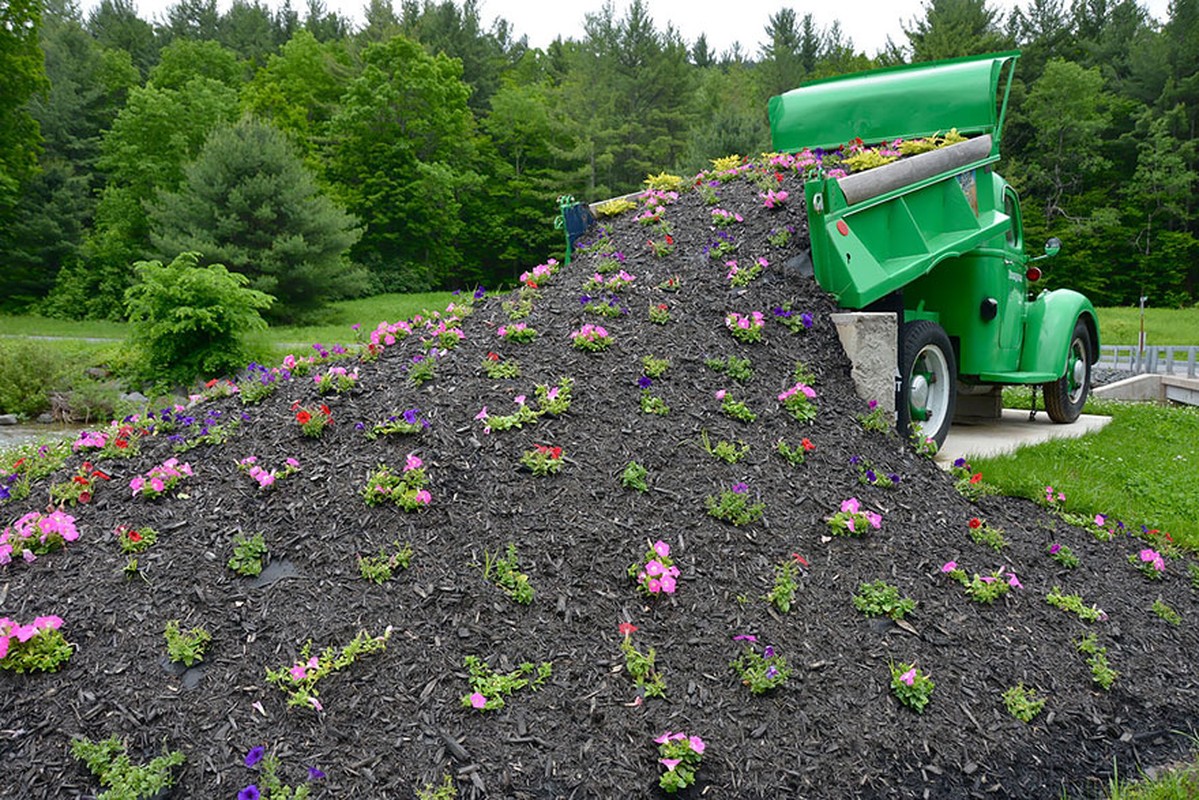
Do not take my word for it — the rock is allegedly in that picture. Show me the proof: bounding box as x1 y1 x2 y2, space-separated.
84 366 111 379
120 391 149 405
0 414 18 425
37 413 53 424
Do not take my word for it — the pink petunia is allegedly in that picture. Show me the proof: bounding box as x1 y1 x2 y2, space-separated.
689 736 706 755
654 731 673 744
900 668 916 686
659 758 681 771
469 692 487 709
941 561 957 573
840 497 860 514
652 540 670 558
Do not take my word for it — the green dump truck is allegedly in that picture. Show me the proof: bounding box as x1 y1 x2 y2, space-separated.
769 51 1099 447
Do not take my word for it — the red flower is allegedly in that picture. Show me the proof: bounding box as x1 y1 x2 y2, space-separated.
205 378 218 388
969 472 982 484
618 622 638 637
656 304 668 311
550 446 563 460
114 439 129 449
486 352 500 362
296 410 312 424
801 438 815 451
73 475 89 485
13 458 25 469
792 553 809 566
129 531 142 543
78 492 91 504
527 281 539 289
93 470 110 481
319 405 331 416
665 235 674 244
82 461 92 471
775 172 784 181
968 517 982 530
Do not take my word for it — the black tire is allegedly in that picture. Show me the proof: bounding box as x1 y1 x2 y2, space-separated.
1043 318 1092 423
898 321 957 449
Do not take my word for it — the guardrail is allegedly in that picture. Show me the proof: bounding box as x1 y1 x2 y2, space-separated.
1098 345 1199 378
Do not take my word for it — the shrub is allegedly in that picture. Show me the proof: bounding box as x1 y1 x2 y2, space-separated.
0 339 65 417
123 252 273 387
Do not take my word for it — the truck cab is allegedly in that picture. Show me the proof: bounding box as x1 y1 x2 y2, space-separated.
768 51 1099 447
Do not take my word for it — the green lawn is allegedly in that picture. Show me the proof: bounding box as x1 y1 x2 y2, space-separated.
0 313 127 340
1095 307 1199 346
972 399 1199 548
262 291 461 351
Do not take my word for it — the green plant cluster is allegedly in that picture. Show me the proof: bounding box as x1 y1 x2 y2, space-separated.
640 391 670 415
228 533 268 577
765 557 803 613
730 643 789 695
704 486 765 526
620 461 649 493
460 655 552 711
852 580 916 621
1076 633 1119 690
718 394 757 423
482 355 521 379
889 662 934 713
70 736 186 800
1001 683 1047 722
705 355 753 383
700 431 748 464
1152 598 1182 626
163 620 211 667
641 355 670 378
620 635 666 699
357 541 414 584
1046 587 1106 622
265 629 391 709
483 543 534 604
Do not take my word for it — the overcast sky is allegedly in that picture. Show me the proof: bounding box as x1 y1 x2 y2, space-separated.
84 0 1173 58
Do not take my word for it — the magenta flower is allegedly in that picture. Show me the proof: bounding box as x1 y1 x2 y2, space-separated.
840 497 860 514
689 736 706 754
941 561 957 573
654 731 673 744
469 692 487 709
899 668 917 686
652 540 670 558
660 758 681 771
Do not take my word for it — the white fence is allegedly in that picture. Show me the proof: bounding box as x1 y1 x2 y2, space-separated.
1098 345 1199 378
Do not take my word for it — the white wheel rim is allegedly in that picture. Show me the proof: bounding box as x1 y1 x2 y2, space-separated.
910 344 951 439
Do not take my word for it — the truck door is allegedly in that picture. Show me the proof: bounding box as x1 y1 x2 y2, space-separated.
999 187 1025 352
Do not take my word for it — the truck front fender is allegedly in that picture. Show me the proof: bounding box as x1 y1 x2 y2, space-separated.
1020 289 1100 376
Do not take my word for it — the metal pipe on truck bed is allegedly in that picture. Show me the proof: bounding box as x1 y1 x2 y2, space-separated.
836 135 993 206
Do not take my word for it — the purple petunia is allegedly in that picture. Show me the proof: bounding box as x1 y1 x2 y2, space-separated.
244 746 265 768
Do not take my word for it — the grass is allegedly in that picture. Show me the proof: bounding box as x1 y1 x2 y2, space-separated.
1100 754 1199 799
263 291 461 351
977 395 1199 548
0 313 126 340
1095 307 1199 347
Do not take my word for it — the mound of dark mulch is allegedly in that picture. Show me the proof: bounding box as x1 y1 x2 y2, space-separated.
2 165 1197 800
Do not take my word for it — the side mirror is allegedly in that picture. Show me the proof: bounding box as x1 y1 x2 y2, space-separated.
1044 238 1061 257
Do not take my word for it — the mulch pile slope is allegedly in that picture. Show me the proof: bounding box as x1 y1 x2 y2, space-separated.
2 163 1198 800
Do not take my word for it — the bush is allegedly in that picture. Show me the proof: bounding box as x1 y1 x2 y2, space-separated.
124 252 273 387
0 340 65 417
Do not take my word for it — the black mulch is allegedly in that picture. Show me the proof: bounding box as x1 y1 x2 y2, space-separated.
3 167 1198 800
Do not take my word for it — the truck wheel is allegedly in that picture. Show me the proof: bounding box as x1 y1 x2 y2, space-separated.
1043 318 1092 423
899 321 957 449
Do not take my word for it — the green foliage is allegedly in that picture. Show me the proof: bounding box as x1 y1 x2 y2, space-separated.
70 736 186 800
705 486 765 526
1002 683 1047 723
460 655 551 712
1077 633 1119 690
123 252 273 386
416 775 457 800
730 643 790 695
163 620 211 667
0 338 69 417
620 461 649 492
265 630 390 709
483 542 534 604
700 431 748 463
1152 598 1182 626
147 118 366 323
765 557 802 613
641 355 670 378
0 0 46 212
1046 586 1106 623
705 355 753 383
358 541 414 584
889 662 934 713
620 633 666 698
228 533 268 577
852 580 916 620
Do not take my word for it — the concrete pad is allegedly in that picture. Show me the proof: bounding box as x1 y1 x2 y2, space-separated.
935 408 1111 466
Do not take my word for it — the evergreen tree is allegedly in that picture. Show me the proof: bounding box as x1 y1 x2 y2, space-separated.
902 0 1010 61
148 117 366 322
0 0 46 212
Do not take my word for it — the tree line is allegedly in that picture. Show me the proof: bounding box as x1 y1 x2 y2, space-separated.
1 0 1196 325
